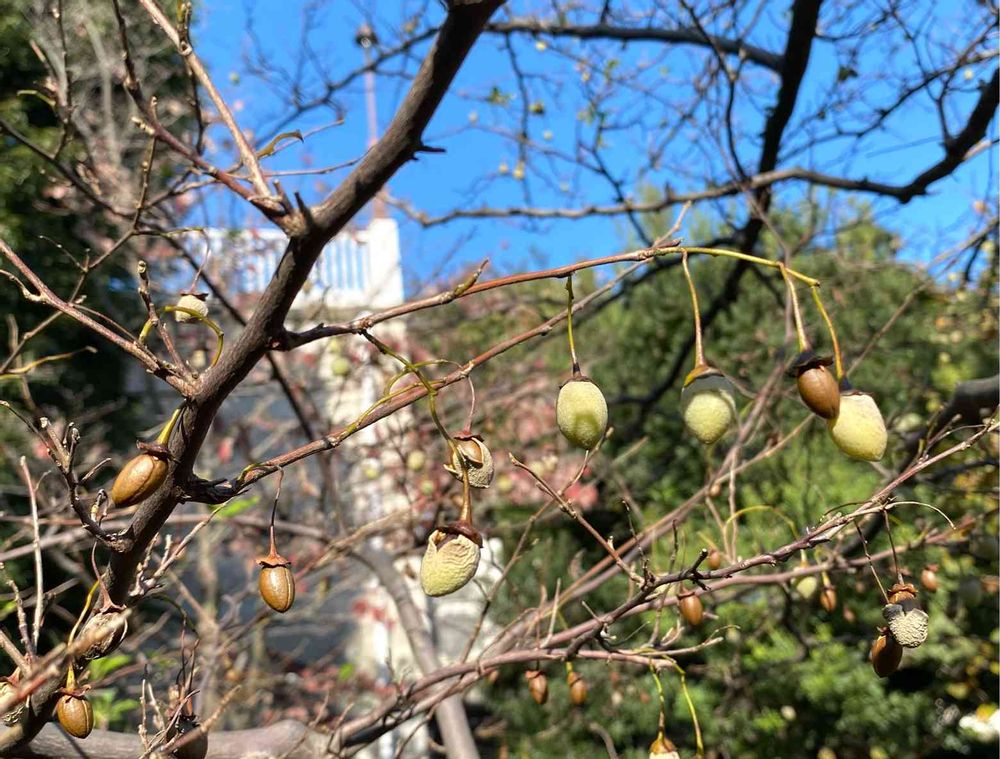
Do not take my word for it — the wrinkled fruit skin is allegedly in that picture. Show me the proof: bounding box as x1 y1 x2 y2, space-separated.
525 670 548 705
259 564 296 613
420 530 481 597
796 366 841 419
0 681 24 727
681 374 737 445
171 716 209 759
870 631 903 677
883 604 929 648
174 293 208 323
679 594 704 627
57 693 93 739
445 437 495 489
79 609 128 661
111 451 169 507
649 735 680 759
567 672 588 706
557 378 608 450
827 392 887 461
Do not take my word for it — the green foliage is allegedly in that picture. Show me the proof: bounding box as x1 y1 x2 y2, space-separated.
475 200 998 757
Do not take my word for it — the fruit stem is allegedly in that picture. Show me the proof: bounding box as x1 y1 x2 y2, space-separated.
648 664 667 734
155 406 183 446
361 330 465 479
565 276 580 375
67 580 101 645
681 252 705 368
809 286 845 380
669 660 704 758
780 265 809 353
268 468 285 556
164 305 226 369
679 246 820 287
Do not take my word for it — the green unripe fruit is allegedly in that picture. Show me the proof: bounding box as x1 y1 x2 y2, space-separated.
330 356 352 378
827 391 887 461
795 575 819 601
556 377 608 450
420 523 482 597
681 370 737 444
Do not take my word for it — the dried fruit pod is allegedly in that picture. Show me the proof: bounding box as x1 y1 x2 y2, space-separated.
681 367 737 445
169 715 209 759
258 552 295 613
887 582 917 606
556 376 608 450
870 629 903 677
525 670 548 705
707 549 722 570
111 442 171 507
78 606 128 661
0 676 25 727
826 390 887 461
443 434 495 489
787 351 840 419
567 671 588 706
678 592 704 627
649 733 680 759
56 691 93 739
882 603 929 648
419 521 483 597
920 565 939 593
819 585 837 612
173 292 209 323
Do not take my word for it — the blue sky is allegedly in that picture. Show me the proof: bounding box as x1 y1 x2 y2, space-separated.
189 1 997 293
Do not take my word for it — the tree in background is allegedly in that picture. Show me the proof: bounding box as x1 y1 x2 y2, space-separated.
0 1 996 758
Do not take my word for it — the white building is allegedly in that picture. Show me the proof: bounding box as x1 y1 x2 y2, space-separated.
170 213 499 758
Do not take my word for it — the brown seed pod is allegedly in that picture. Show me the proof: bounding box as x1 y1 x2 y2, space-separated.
707 549 722 570
567 671 588 706
169 715 209 759
111 442 171 507
920 565 939 593
787 351 840 419
78 606 128 661
887 582 917 605
870 629 903 678
57 691 94 739
525 670 548 705
443 433 495 489
678 592 704 627
258 550 295 613
819 585 837 612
